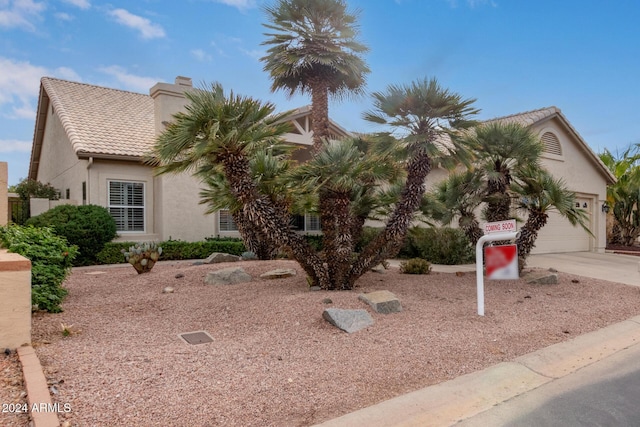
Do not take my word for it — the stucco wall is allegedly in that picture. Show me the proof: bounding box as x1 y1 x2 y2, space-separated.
36 104 88 201
0 162 7 226
0 250 31 349
531 117 608 252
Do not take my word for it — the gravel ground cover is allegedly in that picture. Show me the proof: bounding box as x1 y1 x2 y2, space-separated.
30 260 640 427
0 351 30 427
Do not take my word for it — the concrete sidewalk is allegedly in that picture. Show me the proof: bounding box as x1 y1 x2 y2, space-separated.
315 316 640 427
316 252 640 427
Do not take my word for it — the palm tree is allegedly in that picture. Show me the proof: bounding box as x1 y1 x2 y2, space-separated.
599 146 640 245
349 77 479 282
198 147 295 259
149 83 332 287
261 0 369 149
459 122 543 223
513 166 590 271
291 136 400 288
425 169 485 246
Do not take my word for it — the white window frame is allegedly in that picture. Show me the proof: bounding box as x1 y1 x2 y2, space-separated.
305 214 321 232
107 180 146 233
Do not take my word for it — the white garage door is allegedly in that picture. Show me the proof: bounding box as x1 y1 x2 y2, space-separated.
531 196 592 254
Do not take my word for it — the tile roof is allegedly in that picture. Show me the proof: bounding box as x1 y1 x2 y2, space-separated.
484 106 559 127
41 77 155 158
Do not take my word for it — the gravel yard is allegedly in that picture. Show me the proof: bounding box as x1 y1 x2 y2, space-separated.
24 260 640 426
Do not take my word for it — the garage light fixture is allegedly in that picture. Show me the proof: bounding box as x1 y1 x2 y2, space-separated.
602 203 610 214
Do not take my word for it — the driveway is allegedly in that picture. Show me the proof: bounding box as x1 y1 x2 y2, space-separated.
527 252 640 287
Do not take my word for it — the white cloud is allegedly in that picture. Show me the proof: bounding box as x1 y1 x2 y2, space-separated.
98 65 160 93
0 57 46 106
107 8 165 39
61 0 90 10
211 0 256 11
191 49 212 62
0 0 46 31
0 57 82 119
0 139 32 153
54 12 73 21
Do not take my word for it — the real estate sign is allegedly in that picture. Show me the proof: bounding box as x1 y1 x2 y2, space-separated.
485 244 519 280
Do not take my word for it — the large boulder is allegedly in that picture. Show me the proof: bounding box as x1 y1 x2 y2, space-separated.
525 272 559 285
205 252 241 264
323 308 374 333
204 267 252 285
359 290 402 314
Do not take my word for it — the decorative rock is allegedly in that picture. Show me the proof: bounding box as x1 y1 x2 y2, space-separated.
526 272 559 285
371 264 387 274
175 273 184 279
192 261 204 266
205 252 241 264
260 268 297 279
322 298 333 305
309 286 321 292
322 308 374 333
358 290 402 314
548 267 558 273
204 267 252 285
162 286 175 294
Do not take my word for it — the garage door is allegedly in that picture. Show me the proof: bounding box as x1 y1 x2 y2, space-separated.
530 196 592 254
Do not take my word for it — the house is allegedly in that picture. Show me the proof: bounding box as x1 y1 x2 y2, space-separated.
28 76 614 253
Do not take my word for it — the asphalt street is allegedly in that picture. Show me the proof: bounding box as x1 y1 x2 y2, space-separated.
457 341 640 426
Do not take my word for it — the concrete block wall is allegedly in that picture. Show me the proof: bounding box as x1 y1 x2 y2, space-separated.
0 250 32 349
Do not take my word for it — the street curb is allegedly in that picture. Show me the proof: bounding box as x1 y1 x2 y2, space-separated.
314 315 640 427
17 345 60 427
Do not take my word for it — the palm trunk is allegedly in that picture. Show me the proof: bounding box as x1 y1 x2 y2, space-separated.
516 209 548 272
460 216 484 247
349 148 432 285
232 211 278 260
320 191 354 290
310 79 330 152
220 152 331 288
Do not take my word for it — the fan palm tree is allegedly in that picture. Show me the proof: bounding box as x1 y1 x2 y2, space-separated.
149 83 332 287
425 169 485 246
261 0 369 149
513 166 590 271
599 146 640 245
349 77 479 280
459 122 543 223
198 147 295 259
291 136 400 288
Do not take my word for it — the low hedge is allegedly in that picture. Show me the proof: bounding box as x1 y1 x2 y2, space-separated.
96 239 246 265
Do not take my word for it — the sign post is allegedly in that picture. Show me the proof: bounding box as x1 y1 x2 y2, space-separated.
476 220 518 316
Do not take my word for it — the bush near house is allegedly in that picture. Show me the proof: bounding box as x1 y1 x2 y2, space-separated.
26 204 117 266
96 239 246 265
0 225 78 313
400 227 475 265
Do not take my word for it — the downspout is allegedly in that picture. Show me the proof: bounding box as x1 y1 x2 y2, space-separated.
86 157 93 205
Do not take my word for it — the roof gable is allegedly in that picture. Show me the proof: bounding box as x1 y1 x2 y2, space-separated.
486 106 615 184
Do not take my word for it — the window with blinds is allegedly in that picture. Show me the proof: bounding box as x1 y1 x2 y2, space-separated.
541 131 562 156
219 209 238 231
108 181 145 232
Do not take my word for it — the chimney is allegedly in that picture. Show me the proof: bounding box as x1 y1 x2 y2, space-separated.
149 76 194 135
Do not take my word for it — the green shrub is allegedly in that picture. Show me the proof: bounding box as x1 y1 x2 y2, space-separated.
0 225 78 312
399 258 432 274
402 227 474 265
96 239 246 264
355 226 382 252
26 204 117 266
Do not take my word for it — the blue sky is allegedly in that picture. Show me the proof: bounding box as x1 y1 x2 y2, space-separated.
1 0 639 186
